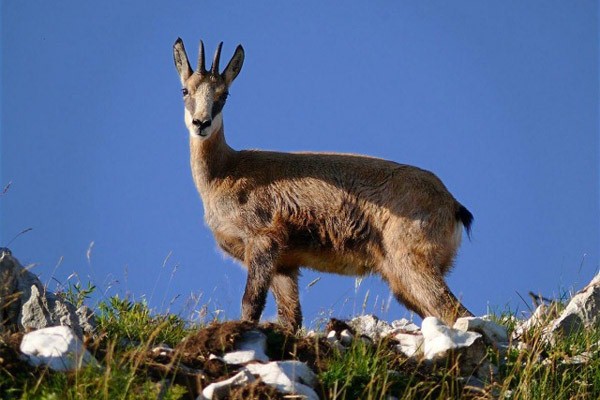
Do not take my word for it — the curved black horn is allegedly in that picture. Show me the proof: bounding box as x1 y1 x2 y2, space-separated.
197 40 206 74
211 42 223 75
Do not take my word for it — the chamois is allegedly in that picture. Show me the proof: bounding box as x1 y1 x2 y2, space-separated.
173 38 474 331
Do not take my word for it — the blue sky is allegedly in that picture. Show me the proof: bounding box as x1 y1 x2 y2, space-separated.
1 2 598 327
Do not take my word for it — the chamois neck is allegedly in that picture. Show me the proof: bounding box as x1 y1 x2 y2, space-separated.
189 123 235 192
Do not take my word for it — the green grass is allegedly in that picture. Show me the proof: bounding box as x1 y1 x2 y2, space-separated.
2 291 600 400
96 295 191 347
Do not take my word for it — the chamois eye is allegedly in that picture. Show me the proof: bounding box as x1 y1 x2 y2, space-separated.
182 88 189 96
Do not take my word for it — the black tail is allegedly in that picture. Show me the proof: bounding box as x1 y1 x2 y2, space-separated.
456 204 474 239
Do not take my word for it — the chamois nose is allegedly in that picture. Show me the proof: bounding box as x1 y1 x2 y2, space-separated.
192 118 212 130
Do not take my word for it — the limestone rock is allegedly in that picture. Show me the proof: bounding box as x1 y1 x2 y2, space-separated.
245 360 319 400
512 304 554 339
199 369 256 400
394 332 424 358
222 330 269 364
421 317 484 362
0 248 20 332
326 330 346 352
20 326 98 371
391 318 420 333
340 329 354 346
0 250 96 338
349 314 393 341
453 317 508 346
547 273 600 339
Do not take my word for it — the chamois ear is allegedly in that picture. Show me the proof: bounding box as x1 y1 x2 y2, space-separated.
173 38 193 84
222 45 245 86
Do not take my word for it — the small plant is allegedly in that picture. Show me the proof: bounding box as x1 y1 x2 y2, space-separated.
97 295 192 347
62 281 97 309
12 347 188 400
320 339 407 399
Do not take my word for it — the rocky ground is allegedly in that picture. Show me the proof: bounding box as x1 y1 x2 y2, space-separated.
2 247 600 399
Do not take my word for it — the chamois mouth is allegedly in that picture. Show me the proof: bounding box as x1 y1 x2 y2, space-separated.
192 127 209 137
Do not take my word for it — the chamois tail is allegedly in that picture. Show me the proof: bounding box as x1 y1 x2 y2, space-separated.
456 204 474 239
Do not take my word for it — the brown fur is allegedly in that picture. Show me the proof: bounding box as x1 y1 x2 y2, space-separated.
174 39 473 331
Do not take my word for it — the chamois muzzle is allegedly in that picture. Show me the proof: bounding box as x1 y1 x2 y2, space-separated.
192 118 212 135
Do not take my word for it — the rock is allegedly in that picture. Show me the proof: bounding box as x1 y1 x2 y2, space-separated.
391 318 420 333
199 369 256 400
421 317 484 367
222 330 269 364
306 330 321 338
76 306 97 336
245 360 319 400
326 330 346 352
513 304 555 339
547 273 600 339
348 314 393 341
394 332 424 358
325 318 355 335
20 326 98 371
0 251 96 338
453 317 508 346
422 317 481 360
151 345 175 358
340 329 354 346
0 249 19 333
326 330 337 342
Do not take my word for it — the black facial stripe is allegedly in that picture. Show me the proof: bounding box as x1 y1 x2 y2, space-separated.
211 92 228 118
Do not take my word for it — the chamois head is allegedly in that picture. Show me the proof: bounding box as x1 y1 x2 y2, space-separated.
173 38 245 139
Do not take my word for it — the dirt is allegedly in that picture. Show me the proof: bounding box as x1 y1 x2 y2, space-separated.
0 331 37 397
0 332 29 374
325 318 355 335
227 380 285 400
260 322 334 372
176 320 257 369
146 320 334 398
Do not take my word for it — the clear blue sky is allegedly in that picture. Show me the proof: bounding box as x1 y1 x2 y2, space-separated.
1 2 598 327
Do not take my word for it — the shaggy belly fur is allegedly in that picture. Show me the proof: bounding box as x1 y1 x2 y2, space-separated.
279 249 375 276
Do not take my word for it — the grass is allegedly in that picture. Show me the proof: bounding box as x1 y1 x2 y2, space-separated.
2 286 600 399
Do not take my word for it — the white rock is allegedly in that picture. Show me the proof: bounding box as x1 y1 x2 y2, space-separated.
222 330 269 364
547 273 600 339
340 329 354 346
421 317 482 360
306 330 322 338
391 318 420 333
20 326 98 371
325 330 345 352
326 330 337 342
453 317 508 345
394 332 424 358
512 304 552 339
199 369 255 400
245 360 319 400
152 345 174 357
349 314 393 340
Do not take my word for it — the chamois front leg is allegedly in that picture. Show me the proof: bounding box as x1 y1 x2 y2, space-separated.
241 237 279 324
271 268 302 331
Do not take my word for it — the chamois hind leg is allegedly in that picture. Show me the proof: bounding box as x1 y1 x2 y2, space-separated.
381 255 472 325
241 237 279 324
271 268 302 331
